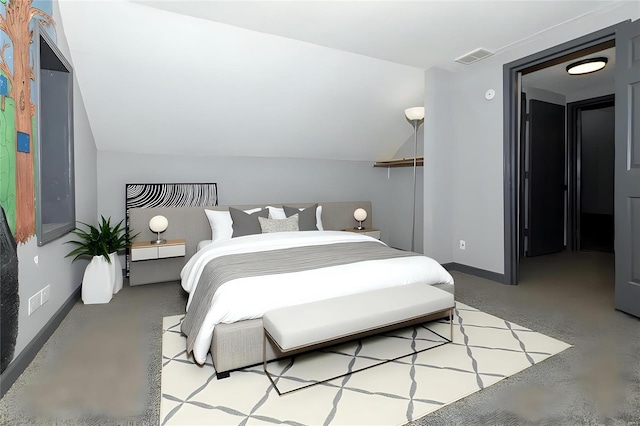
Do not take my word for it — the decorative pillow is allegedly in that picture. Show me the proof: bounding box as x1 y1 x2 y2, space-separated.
229 207 268 237
265 205 286 220
258 214 299 234
316 205 324 231
283 204 318 231
204 208 261 242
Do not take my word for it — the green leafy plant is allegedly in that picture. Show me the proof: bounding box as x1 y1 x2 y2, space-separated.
66 216 136 263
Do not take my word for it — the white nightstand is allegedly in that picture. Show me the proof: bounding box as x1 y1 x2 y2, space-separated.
342 228 381 239
131 239 186 261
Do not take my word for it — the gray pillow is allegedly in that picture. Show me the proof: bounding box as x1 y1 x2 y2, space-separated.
229 207 268 237
258 214 299 234
283 204 318 231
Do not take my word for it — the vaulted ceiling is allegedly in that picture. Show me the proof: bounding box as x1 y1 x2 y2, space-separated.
58 0 627 161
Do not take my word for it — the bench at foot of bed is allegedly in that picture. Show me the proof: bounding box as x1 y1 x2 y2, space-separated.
261 284 455 393
211 284 454 379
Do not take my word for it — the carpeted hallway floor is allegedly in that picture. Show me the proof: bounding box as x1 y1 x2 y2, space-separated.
0 251 638 425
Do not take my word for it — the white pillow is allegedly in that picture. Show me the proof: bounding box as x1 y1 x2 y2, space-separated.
316 205 324 231
204 208 261 242
266 206 286 220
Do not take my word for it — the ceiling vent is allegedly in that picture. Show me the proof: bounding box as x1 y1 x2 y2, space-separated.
455 48 494 65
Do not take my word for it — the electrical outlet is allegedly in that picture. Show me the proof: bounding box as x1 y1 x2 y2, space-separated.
459 240 466 250
41 285 50 304
28 293 42 315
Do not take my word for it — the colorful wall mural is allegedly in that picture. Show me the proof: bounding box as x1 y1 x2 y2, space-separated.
0 0 54 243
0 0 54 374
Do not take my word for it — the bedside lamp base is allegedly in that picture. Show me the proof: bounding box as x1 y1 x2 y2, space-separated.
151 231 166 245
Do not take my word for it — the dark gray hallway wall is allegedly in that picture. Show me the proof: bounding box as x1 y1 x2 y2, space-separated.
97 151 408 246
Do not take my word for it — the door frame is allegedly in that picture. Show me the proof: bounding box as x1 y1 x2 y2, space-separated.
567 94 615 252
502 24 622 285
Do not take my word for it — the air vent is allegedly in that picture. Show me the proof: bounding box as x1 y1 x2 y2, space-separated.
455 48 494 65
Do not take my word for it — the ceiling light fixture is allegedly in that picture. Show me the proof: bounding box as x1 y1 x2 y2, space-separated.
566 57 608 75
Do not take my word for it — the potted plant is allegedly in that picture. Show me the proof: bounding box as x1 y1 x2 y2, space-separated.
103 217 129 294
66 216 133 304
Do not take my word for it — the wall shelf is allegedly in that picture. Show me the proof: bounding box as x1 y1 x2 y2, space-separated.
373 156 424 168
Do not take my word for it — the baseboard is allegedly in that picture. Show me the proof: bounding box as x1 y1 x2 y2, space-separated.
0 286 81 398
443 262 506 284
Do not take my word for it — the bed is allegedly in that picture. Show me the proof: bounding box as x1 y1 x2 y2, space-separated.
128 201 454 376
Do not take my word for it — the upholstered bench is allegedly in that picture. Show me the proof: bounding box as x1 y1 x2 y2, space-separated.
262 283 455 393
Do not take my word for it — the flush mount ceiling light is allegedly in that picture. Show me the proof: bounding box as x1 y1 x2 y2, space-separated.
566 57 608 75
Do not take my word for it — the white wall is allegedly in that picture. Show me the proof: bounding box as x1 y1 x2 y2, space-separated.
12 1 98 359
382 126 425 252
424 3 639 274
422 67 454 264
59 0 425 164
566 83 615 103
97 151 414 248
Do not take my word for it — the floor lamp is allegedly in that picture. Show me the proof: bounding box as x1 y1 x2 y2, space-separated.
405 107 424 252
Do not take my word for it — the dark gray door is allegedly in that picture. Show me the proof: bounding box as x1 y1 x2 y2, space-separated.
527 100 566 256
580 105 615 252
614 19 640 318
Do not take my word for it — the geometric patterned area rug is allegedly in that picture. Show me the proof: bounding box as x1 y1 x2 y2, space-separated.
160 303 570 425
267 320 451 395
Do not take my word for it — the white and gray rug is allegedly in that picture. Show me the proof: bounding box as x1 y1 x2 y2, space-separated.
161 303 570 425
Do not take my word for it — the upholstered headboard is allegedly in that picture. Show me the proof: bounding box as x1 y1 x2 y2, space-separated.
128 201 372 285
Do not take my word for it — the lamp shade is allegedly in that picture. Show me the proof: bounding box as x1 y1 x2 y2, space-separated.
404 107 425 121
354 208 368 222
149 215 168 233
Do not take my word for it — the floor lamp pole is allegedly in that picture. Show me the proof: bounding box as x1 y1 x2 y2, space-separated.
411 121 418 252
404 106 424 253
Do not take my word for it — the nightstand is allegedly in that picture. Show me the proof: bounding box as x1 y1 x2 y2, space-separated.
129 239 187 286
342 228 381 239
131 239 186 261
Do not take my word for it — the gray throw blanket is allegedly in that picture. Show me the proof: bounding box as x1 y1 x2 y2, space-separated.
181 241 420 353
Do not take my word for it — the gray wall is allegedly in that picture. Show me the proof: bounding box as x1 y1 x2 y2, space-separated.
422 3 638 274
97 151 418 251
524 87 566 106
12 0 98 359
385 131 425 252
423 68 454 264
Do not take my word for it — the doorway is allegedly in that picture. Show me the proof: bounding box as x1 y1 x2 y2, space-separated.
503 25 618 286
519 91 616 259
504 19 640 319
568 95 615 253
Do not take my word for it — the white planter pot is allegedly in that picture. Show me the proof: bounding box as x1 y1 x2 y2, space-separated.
110 252 123 294
82 255 113 304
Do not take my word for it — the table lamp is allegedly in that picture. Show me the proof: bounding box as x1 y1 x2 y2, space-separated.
354 208 367 230
149 215 168 244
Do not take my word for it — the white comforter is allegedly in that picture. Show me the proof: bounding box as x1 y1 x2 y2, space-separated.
181 231 454 364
